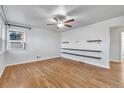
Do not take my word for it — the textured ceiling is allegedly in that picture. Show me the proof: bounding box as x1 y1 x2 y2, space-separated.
3 5 124 31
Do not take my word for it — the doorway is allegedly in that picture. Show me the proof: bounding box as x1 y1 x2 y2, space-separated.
110 26 124 62
121 32 124 62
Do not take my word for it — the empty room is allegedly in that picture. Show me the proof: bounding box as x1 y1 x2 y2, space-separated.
0 5 124 88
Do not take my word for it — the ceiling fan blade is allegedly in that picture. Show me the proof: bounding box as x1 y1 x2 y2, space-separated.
65 24 72 27
53 17 58 22
46 23 56 25
64 19 75 23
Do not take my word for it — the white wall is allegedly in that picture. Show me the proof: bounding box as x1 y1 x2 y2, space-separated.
3 26 61 66
61 16 124 68
110 27 124 62
0 7 6 77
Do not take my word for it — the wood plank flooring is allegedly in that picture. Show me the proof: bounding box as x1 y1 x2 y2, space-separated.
0 57 124 88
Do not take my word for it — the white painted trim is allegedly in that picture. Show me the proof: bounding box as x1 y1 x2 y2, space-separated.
0 65 5 78
110 60 121 62
0 50 6 54
62 57 110 69
0 56 60 77
5 56 60 67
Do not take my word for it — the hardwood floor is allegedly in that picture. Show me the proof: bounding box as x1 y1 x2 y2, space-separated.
0 57 124 88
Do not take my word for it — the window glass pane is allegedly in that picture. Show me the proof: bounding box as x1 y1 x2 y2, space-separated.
9 31 24 41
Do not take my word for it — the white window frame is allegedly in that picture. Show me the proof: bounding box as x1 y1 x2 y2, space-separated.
0 19 5 54
7 30 26 50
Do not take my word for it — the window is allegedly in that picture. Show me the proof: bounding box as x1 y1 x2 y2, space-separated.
8 31 26 50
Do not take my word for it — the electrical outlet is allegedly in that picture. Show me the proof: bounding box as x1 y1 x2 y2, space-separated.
75 41 79 43
36 55 41 59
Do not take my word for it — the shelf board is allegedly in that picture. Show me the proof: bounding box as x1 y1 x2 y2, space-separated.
62 52 102 59
87 40 102 42
62 48 102 52
62 42 69 44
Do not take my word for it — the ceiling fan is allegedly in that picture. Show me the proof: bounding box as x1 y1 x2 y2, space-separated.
46 15 75 29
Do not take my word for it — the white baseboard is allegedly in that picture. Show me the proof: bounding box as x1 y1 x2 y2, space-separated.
0 56 60 77
5 56 60 67
0 50 6 55
61 56 110 69
1 56 110 78
110 60 121 63
0 66 5 78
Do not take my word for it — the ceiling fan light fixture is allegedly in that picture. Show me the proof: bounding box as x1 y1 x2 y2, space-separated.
57 22 64 28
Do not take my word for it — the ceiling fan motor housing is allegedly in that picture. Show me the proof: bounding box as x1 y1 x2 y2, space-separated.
53 14 66 21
